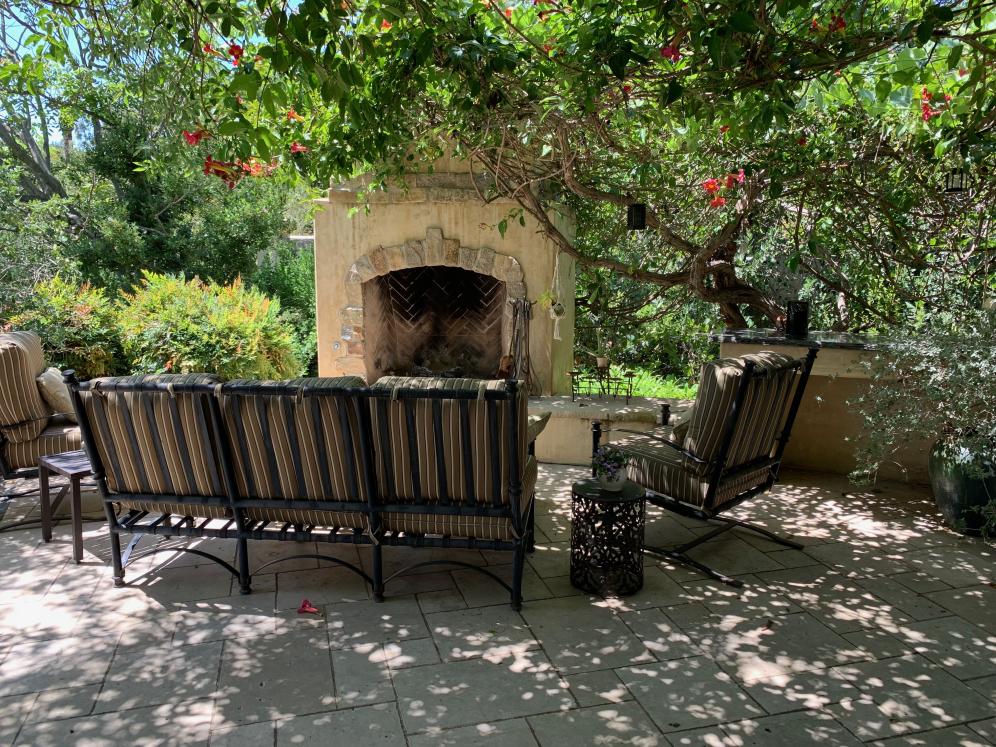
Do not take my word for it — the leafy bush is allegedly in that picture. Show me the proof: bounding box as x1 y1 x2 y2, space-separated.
250 243 318 374
117 272 302 379
6 276 121 378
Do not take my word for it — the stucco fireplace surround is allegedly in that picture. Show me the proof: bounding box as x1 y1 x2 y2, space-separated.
312 156 576 395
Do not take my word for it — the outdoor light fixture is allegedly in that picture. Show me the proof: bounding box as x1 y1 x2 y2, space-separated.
944 168 970 193
627 203 647 231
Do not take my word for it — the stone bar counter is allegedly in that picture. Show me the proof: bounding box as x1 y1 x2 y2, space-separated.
715 329 930 483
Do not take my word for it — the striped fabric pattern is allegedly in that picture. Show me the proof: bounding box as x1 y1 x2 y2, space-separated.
219 377 369 529
618 433 770 510
381 456 538 540
3 422 82 470
369 377 529 505
683 352 797 474
0 331 50 443
78 374 230 518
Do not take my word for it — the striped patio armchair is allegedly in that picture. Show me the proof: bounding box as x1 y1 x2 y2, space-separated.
1 331 81 482
594 349 817 587
368 376 537 608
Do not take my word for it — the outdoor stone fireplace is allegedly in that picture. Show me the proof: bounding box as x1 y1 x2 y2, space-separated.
341 229 528 382
313 155 576 395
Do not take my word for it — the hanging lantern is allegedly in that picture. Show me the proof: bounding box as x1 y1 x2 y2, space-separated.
627 203 647 231
944 168 969 193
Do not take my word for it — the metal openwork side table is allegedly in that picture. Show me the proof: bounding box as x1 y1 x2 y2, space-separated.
570 478 646 596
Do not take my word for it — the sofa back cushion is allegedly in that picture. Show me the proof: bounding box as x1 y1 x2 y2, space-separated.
369 377 528 507
76 374 224 496
0 331 51 443
683 352 801 474
218 377 370 505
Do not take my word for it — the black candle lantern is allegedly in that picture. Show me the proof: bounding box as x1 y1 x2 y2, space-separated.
786 300 810 339
944 168 969 193
627 203 647 231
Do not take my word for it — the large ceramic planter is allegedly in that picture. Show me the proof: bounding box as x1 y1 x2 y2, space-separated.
928 441 995 534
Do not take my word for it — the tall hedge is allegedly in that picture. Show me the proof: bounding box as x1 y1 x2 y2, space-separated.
116 272 302 379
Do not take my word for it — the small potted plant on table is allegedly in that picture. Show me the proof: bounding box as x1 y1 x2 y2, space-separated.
593 445 629 492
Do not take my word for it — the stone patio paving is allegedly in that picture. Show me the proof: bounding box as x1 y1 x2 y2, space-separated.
1 464 995 746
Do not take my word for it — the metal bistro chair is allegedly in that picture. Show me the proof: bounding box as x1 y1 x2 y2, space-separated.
593 349 817 587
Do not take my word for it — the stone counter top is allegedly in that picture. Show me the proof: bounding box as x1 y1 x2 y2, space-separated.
712 329 891 351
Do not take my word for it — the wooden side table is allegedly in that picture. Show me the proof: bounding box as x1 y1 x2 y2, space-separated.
570 478 646 596
39 450 93 564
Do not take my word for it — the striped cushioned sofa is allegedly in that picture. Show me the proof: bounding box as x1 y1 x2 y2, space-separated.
1 331 81 480
67 372 542 608
595 349 817 587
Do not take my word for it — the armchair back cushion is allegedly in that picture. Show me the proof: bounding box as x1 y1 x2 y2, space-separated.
218 377 370 528
0 331 50 443
75 374 229 518
683 352 799 474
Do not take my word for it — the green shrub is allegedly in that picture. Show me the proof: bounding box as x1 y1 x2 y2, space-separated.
117 272 302 379
250 243 318 374
6 275 121 378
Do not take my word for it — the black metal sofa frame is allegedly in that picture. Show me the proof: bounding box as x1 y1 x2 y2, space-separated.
592 349 817 587
66 373 535 609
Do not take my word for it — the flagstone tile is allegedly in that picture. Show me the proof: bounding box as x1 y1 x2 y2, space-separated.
392 650 573 734
870 724 994 746
563 669 631 708
452 562 551 607
925 585 996 633
617 656 763 733
408 718 539 746
720 710 862 746
0 635 115 697
0 693 36 746
522 597 655 674
426 605 537 662
325 596 428 650
273 565 370 610
528 700 665 746
276 703 405 746
209 720 275 747
895 617 996 680
737 665 862 715
619 607 699 662
331 644 395 709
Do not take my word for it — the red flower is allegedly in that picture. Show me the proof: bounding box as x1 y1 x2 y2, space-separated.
702 178 721 194
290 141 309 153
297 598 319 615
709 195 727 208
810 17 820 31
659 46 681 63
944 93 953 102
829 14 845 31
725 170 745 189
719 125 730 134
380 19 392 30
921 87 932 101
622 84 632 95
504 7 512 18
228 43 243 66
203 43 219 56
287 108 304 122
798 135 808 146
543 44 553 53
958 68 968 77
182 129 208 146
921 102 940 121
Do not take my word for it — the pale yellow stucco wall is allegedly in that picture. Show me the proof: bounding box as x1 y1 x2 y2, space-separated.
721 342 932 484
313 172 576 395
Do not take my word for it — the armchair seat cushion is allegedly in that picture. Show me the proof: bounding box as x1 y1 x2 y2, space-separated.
617 433 769 511
0 331 51 443
3 422 81 470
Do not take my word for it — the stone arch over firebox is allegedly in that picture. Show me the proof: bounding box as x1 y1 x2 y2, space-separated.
337 227 527 378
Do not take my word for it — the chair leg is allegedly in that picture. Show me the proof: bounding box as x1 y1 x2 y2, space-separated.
722 516 804 550
236 538 252 595
645 545 744 588
372 543 385 602
109 531 126 587
525 499 536 554
510 541 525 611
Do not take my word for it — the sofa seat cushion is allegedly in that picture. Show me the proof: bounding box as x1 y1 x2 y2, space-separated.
243 507 368 530
380 456 537 541
617 433 769 511
3 422 81 470
0 331 50 443
115 499 231 520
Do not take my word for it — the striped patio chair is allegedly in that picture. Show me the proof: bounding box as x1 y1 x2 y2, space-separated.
593 349 817 587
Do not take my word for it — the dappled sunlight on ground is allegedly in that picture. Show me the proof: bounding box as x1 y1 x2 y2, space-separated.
0 463 994 745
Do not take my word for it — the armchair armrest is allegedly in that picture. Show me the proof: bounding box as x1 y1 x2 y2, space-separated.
527 411 551 444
